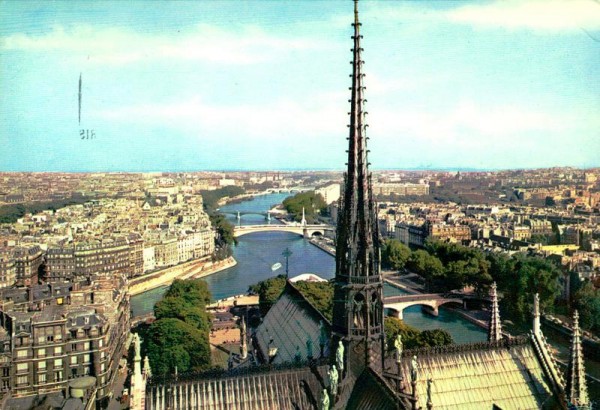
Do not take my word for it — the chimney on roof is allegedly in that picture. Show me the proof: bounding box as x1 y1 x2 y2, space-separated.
487 282 502 342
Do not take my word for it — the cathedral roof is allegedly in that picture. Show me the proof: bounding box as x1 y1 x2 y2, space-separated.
147 364 329 410
347 367 401 410
254 281 331 365
392 337 562 410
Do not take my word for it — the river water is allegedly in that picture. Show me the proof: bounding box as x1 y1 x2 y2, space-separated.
130 193 486 344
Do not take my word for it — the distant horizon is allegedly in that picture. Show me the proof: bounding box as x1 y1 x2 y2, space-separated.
1 164 599 175
2 1 599 172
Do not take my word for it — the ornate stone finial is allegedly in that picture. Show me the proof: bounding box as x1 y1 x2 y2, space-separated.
133 333 141 361
336 341 345 374
533 293 541 336
240 316 248 360
394 334 403 363
488 282 502 342
566 310 590 408
411 355 418 383
143 355 151 378
320 388 330 410
328 365 339 399
426 378 433 410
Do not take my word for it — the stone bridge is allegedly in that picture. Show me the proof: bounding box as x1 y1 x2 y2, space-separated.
383 293 465 320
233 224 334 238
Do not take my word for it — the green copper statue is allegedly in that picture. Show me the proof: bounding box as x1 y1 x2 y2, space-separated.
394 334 403 363
336 340 344 374
320 388 330 410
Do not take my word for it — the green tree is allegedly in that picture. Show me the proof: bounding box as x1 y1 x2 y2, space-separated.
417 329 454 347
248 275 287 315
384 317 421 351
282 191 327 223
407 250 429 276
209 213 236 247
146 279 213 376
573 281 600 334
496 255 561 324
146 318 211 376
382 239 411 271
294 281 335 321
384 317 453 351
200 186 245 212
165 279 212 306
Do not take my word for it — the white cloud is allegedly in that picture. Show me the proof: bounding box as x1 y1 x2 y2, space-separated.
1 23 325 65
370 100 587 147
93 92 345 140
359 0 600 33
446 0 600 32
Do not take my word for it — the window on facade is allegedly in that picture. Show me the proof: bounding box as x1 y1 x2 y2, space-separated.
54 359 62 368
16 363 28 372
38 348 46 358
38 361 46 371
16 376 28 386
54 346 62 355
38 373 46 384
70 356 77 365
83 354 91 363
16 349 28 358
55 371 63 382
83 342 90 351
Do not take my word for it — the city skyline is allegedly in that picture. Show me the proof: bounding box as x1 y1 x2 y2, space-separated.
1 0 599 172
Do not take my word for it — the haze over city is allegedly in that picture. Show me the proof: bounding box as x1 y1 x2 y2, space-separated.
1 0 599 172
1 1 600 409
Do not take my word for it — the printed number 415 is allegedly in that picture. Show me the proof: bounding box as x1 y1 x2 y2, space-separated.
80 129 96 139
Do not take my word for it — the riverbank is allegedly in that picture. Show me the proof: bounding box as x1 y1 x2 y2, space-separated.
308 238 335 257
128 256 237 296
218 190 273 207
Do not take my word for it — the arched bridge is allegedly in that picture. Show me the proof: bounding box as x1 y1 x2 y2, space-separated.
383 293 465 320
220 210 271 218
233 224 334 238
265 187 314 194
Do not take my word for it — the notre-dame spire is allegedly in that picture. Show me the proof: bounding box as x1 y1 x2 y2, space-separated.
488 282 502 342
333 0 384 370
566 310 590 409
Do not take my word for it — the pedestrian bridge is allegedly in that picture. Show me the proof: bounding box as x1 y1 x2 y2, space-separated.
233 224 334 238
383 293 465 320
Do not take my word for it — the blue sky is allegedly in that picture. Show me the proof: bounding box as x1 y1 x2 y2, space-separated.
1 0 599 172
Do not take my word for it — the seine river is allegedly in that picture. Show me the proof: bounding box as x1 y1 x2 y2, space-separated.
130 193 486 344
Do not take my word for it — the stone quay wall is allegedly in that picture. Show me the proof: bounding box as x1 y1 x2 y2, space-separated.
128 256 237 296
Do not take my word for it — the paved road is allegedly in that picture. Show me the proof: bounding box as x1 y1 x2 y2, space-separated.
107 368 129 410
